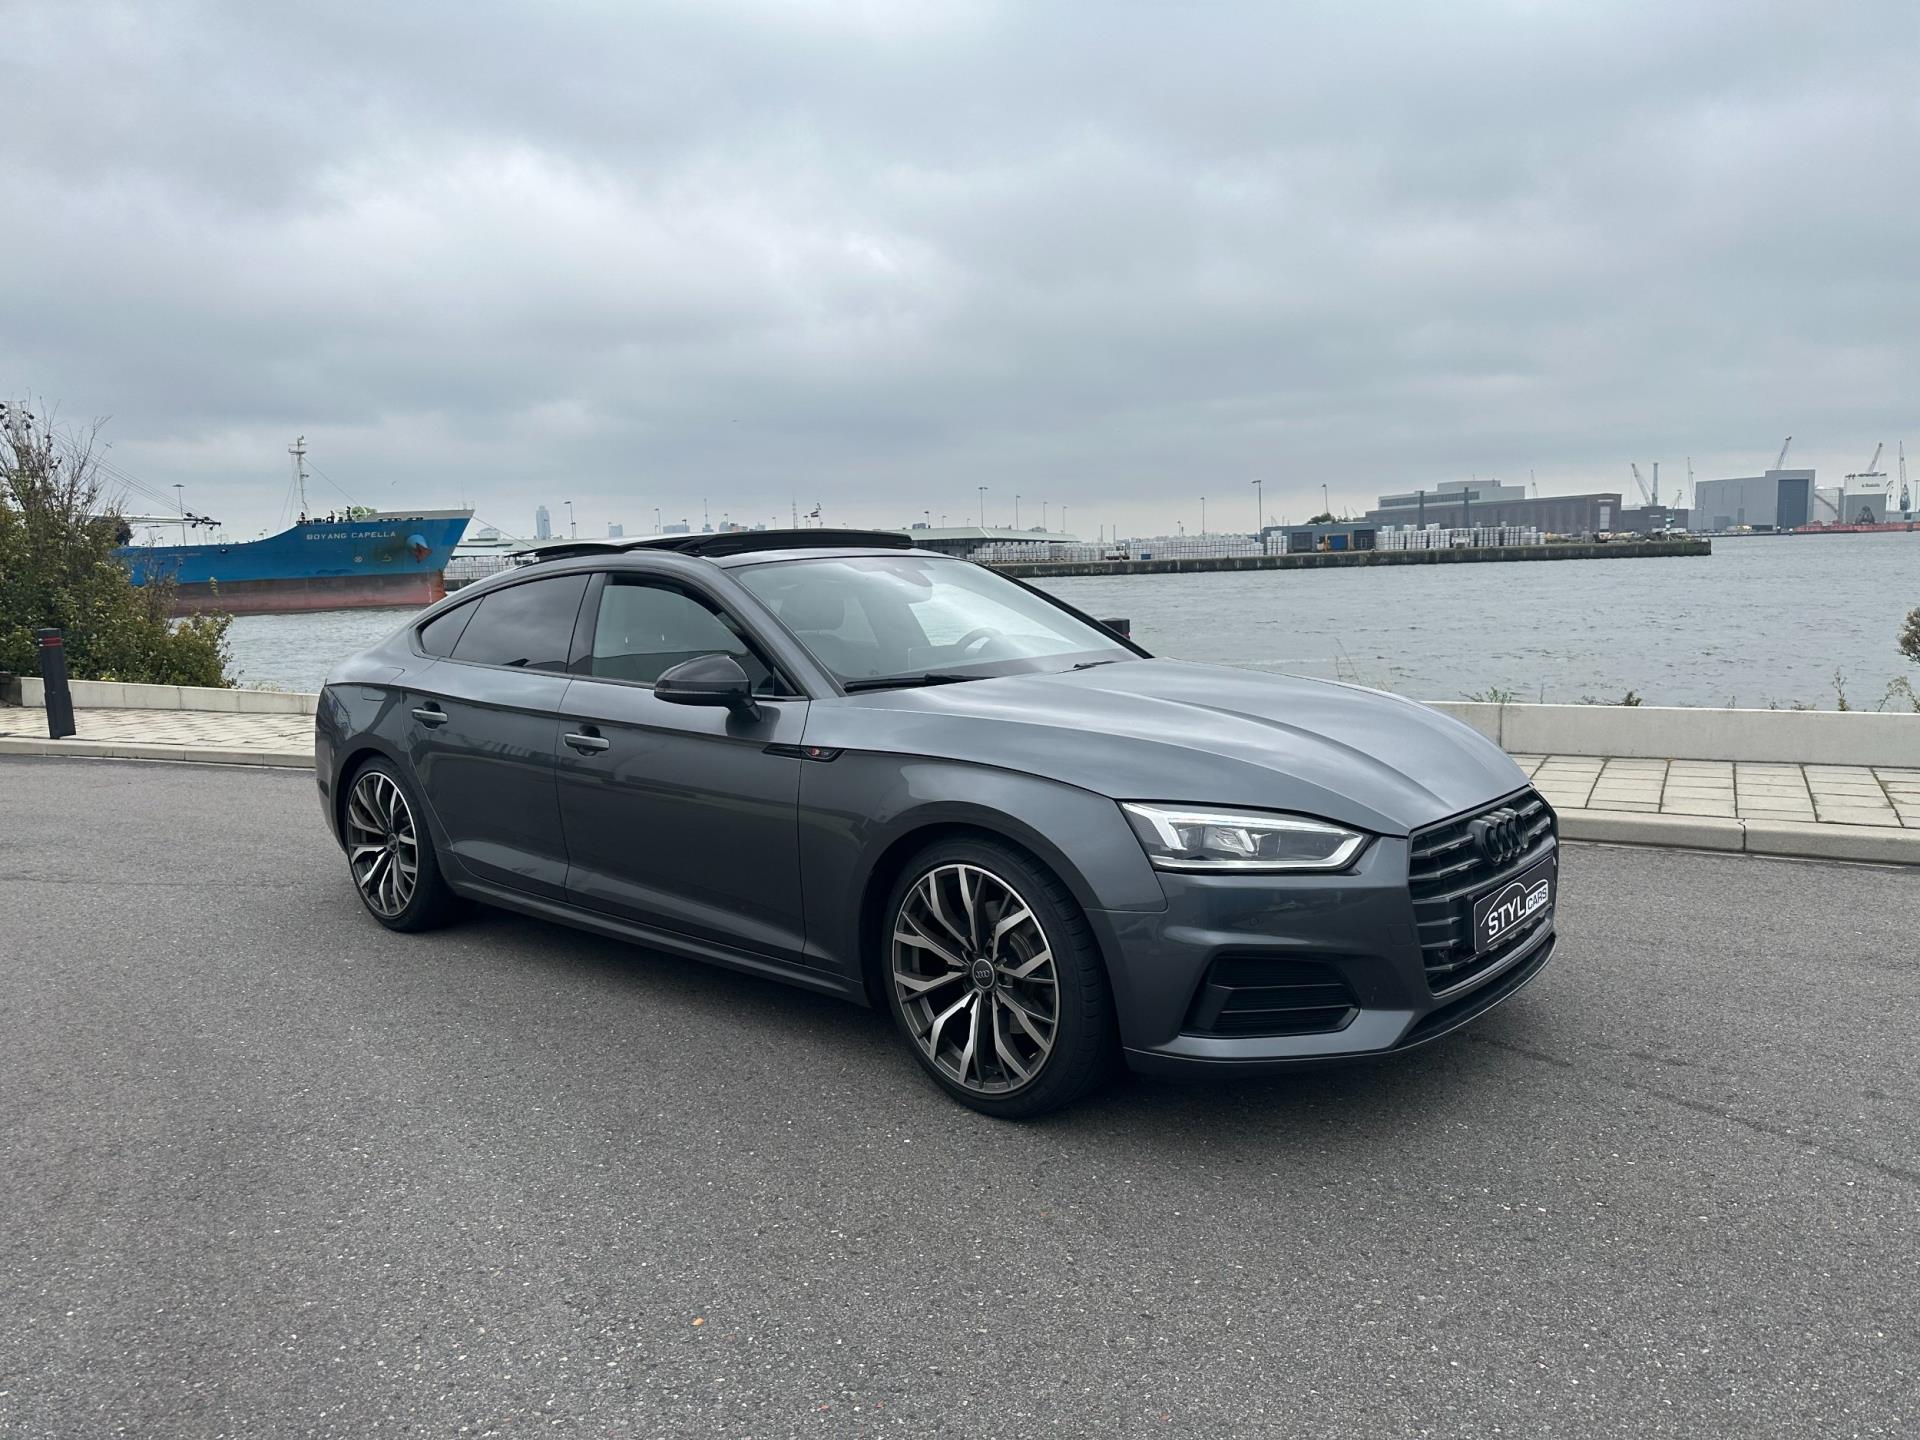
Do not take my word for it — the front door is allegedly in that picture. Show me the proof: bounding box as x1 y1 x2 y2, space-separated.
408 571 589 899
555 572 809 961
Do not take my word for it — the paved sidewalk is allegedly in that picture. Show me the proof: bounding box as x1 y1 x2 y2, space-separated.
1519 755 1920 829
0 706 312 766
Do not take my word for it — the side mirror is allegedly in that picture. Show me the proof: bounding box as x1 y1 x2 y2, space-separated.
655 653 761 720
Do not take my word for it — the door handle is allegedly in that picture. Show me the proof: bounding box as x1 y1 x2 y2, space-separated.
563 730 611 754
411 706 449 727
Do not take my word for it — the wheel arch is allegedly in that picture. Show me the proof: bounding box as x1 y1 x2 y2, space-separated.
327 739 407 846
850 804 1138 1013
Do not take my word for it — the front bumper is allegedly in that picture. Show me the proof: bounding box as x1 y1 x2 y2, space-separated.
1089 832 1559 1078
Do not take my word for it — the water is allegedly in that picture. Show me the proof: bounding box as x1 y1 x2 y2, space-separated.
225 533 1920 709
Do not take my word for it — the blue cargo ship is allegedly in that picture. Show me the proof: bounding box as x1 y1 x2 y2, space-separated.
114 438 471 615
118 510 473 616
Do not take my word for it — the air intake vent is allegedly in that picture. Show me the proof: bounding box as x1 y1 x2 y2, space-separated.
1183 954 1359 1038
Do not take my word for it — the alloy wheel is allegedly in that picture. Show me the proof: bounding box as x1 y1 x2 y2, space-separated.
345 769 419 919
891 863 1059 1094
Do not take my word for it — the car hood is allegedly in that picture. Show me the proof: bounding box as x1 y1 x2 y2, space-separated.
805 659 1528 836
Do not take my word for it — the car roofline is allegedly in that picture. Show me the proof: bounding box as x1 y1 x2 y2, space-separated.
510 527 918 564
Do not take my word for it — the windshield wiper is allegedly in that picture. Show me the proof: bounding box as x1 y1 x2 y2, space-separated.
1072 658 1124 670
841 672 987 693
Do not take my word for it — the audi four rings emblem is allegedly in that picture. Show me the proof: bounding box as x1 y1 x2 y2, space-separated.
1471 808 1524 865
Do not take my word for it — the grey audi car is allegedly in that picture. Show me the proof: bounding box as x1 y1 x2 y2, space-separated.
316 529 1557 1116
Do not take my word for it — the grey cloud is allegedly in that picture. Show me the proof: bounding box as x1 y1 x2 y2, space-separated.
2 0 1915 539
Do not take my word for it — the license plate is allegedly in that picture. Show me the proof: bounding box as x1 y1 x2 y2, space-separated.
1471 854 1556 953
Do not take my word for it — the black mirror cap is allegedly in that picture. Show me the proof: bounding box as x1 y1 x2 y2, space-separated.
656 653 761 718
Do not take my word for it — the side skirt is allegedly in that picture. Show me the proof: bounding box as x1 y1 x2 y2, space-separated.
450 877 864 1004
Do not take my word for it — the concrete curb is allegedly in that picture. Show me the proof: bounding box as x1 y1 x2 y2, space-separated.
1557 806 1920 865
0 736 313 768
1556 810 1745 852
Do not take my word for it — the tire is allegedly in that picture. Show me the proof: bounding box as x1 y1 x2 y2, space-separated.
882 836 1119 1118
340 756 461 932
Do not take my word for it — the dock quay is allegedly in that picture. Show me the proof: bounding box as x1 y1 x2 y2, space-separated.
988 536 1709 580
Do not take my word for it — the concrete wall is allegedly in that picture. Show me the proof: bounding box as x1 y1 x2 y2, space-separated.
1426 700 1920 768
7 677 1912 766
4 676 318 715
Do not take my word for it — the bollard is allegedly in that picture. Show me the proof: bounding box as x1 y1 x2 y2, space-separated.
34 628 76 740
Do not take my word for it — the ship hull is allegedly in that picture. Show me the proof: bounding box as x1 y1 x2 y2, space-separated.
167 571 448 617
117 511 471 617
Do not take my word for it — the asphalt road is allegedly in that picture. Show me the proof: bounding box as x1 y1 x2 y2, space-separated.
3 757 1916 1439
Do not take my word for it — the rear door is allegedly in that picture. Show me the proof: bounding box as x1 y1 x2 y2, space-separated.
555 570 810 961
408 571 589 899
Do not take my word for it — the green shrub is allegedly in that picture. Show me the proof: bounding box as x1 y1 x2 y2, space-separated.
0 402 231 687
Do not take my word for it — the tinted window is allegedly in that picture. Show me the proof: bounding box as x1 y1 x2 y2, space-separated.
416 601 476 658
450 574 588 671
587 578 782 692
737 555 1127 683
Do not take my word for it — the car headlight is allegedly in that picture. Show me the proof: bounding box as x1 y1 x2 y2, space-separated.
1120 803 1368 873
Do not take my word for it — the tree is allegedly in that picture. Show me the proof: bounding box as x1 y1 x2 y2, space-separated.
0 401 231 686
1305 511 1337 525
1902 606 1920 666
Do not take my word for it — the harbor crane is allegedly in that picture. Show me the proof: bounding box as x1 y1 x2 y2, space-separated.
119 512 217 528
1846 442 1886 485
1774 435 1793 470
1629 463 1652 505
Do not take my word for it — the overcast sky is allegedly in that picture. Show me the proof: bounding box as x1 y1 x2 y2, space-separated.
3 1 1915 541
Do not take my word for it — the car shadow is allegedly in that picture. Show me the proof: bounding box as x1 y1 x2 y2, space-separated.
442 901 1538 1159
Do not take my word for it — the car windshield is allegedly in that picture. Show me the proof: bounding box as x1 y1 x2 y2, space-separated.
736 554 1132 687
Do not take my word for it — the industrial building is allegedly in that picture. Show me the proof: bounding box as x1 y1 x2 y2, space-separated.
1691 470 1814 531
1365 480 1622 536
1265 521 1381 553
1613 504 1691 535
1264 519 1546 553
1812 486 1889 525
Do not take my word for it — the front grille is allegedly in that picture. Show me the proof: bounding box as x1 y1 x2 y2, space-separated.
1183 954 1359 1038
1408 789 1557 992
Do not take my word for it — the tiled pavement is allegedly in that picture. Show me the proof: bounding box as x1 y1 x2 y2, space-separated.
1519 755 1920 829
0 706 312 757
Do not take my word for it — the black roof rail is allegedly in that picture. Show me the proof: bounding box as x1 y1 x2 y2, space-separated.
510 528 917 564
506 539 627 563
631 528 916 557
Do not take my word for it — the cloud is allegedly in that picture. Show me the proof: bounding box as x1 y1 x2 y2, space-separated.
2 0 1914 539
